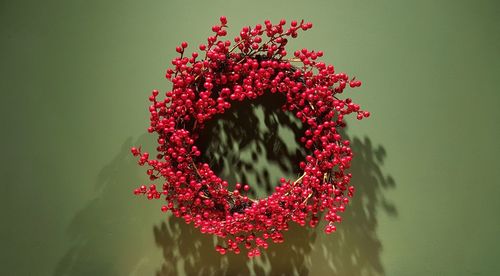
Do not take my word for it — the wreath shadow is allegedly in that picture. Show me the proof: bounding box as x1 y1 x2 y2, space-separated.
52 92 397 275
154 93 398 276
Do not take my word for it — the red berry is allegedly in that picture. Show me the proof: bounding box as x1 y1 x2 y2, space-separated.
220 16 227 25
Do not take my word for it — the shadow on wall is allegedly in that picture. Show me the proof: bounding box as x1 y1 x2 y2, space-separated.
53 134 159 276
53 92 396 276
154 93 398 276
310 135 397 276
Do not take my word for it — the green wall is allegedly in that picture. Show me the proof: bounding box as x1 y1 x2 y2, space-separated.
1 0 499 275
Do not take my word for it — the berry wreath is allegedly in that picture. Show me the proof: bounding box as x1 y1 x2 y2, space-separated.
131 16 369 258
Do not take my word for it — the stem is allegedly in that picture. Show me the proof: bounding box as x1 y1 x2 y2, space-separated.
191 160 202 179
283 172 307 196
228 191 257 203
302 192 313 204
229 39 246 53
293 172 306 185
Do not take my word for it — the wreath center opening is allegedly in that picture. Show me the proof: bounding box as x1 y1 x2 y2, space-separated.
197 92 305 199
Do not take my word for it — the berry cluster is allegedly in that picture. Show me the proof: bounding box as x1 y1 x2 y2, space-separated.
131 17 369 258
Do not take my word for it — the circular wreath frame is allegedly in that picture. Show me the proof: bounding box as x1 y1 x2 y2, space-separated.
131 17 369 258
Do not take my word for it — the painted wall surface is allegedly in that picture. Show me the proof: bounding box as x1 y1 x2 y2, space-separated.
1 0 499 275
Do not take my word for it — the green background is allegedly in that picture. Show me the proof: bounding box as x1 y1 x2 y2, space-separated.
1 0 499 275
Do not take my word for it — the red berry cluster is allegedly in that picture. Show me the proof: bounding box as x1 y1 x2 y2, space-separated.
131 16 369 258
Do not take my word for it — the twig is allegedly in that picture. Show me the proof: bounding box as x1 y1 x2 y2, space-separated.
302 192 313 204
191 160 202 179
